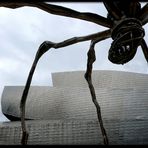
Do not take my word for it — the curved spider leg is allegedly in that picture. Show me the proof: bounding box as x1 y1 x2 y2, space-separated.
20 41 52 145
102 0 123 20
84 38 109 145
20 29 111 145
138 3 148 25
36 2 113 28
128 0 141 17
0 2 32 8
0 2 113 28
141 39 148 63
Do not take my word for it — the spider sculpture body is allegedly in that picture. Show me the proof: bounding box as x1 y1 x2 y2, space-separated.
0 1 147 145
107 1 147 64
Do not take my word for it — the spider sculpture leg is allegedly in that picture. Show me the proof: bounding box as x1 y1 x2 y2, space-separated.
103 0 123 20
0 2 113 28
103 0 144 21
20 29 111 145
139 3 148 25
84 39 109 145
141 39 148 63
128 1 141 17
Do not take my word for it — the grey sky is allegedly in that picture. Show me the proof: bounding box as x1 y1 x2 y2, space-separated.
0 2 147 122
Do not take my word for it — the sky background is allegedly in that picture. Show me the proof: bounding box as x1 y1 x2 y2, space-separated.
0 2 147 122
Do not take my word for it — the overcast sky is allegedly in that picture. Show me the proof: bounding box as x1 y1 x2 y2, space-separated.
0 2 147 122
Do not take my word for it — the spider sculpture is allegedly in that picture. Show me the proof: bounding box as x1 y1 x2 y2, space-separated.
0 1 148 145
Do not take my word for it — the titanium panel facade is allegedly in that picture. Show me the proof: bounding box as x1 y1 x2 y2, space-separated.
1 70 148 144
